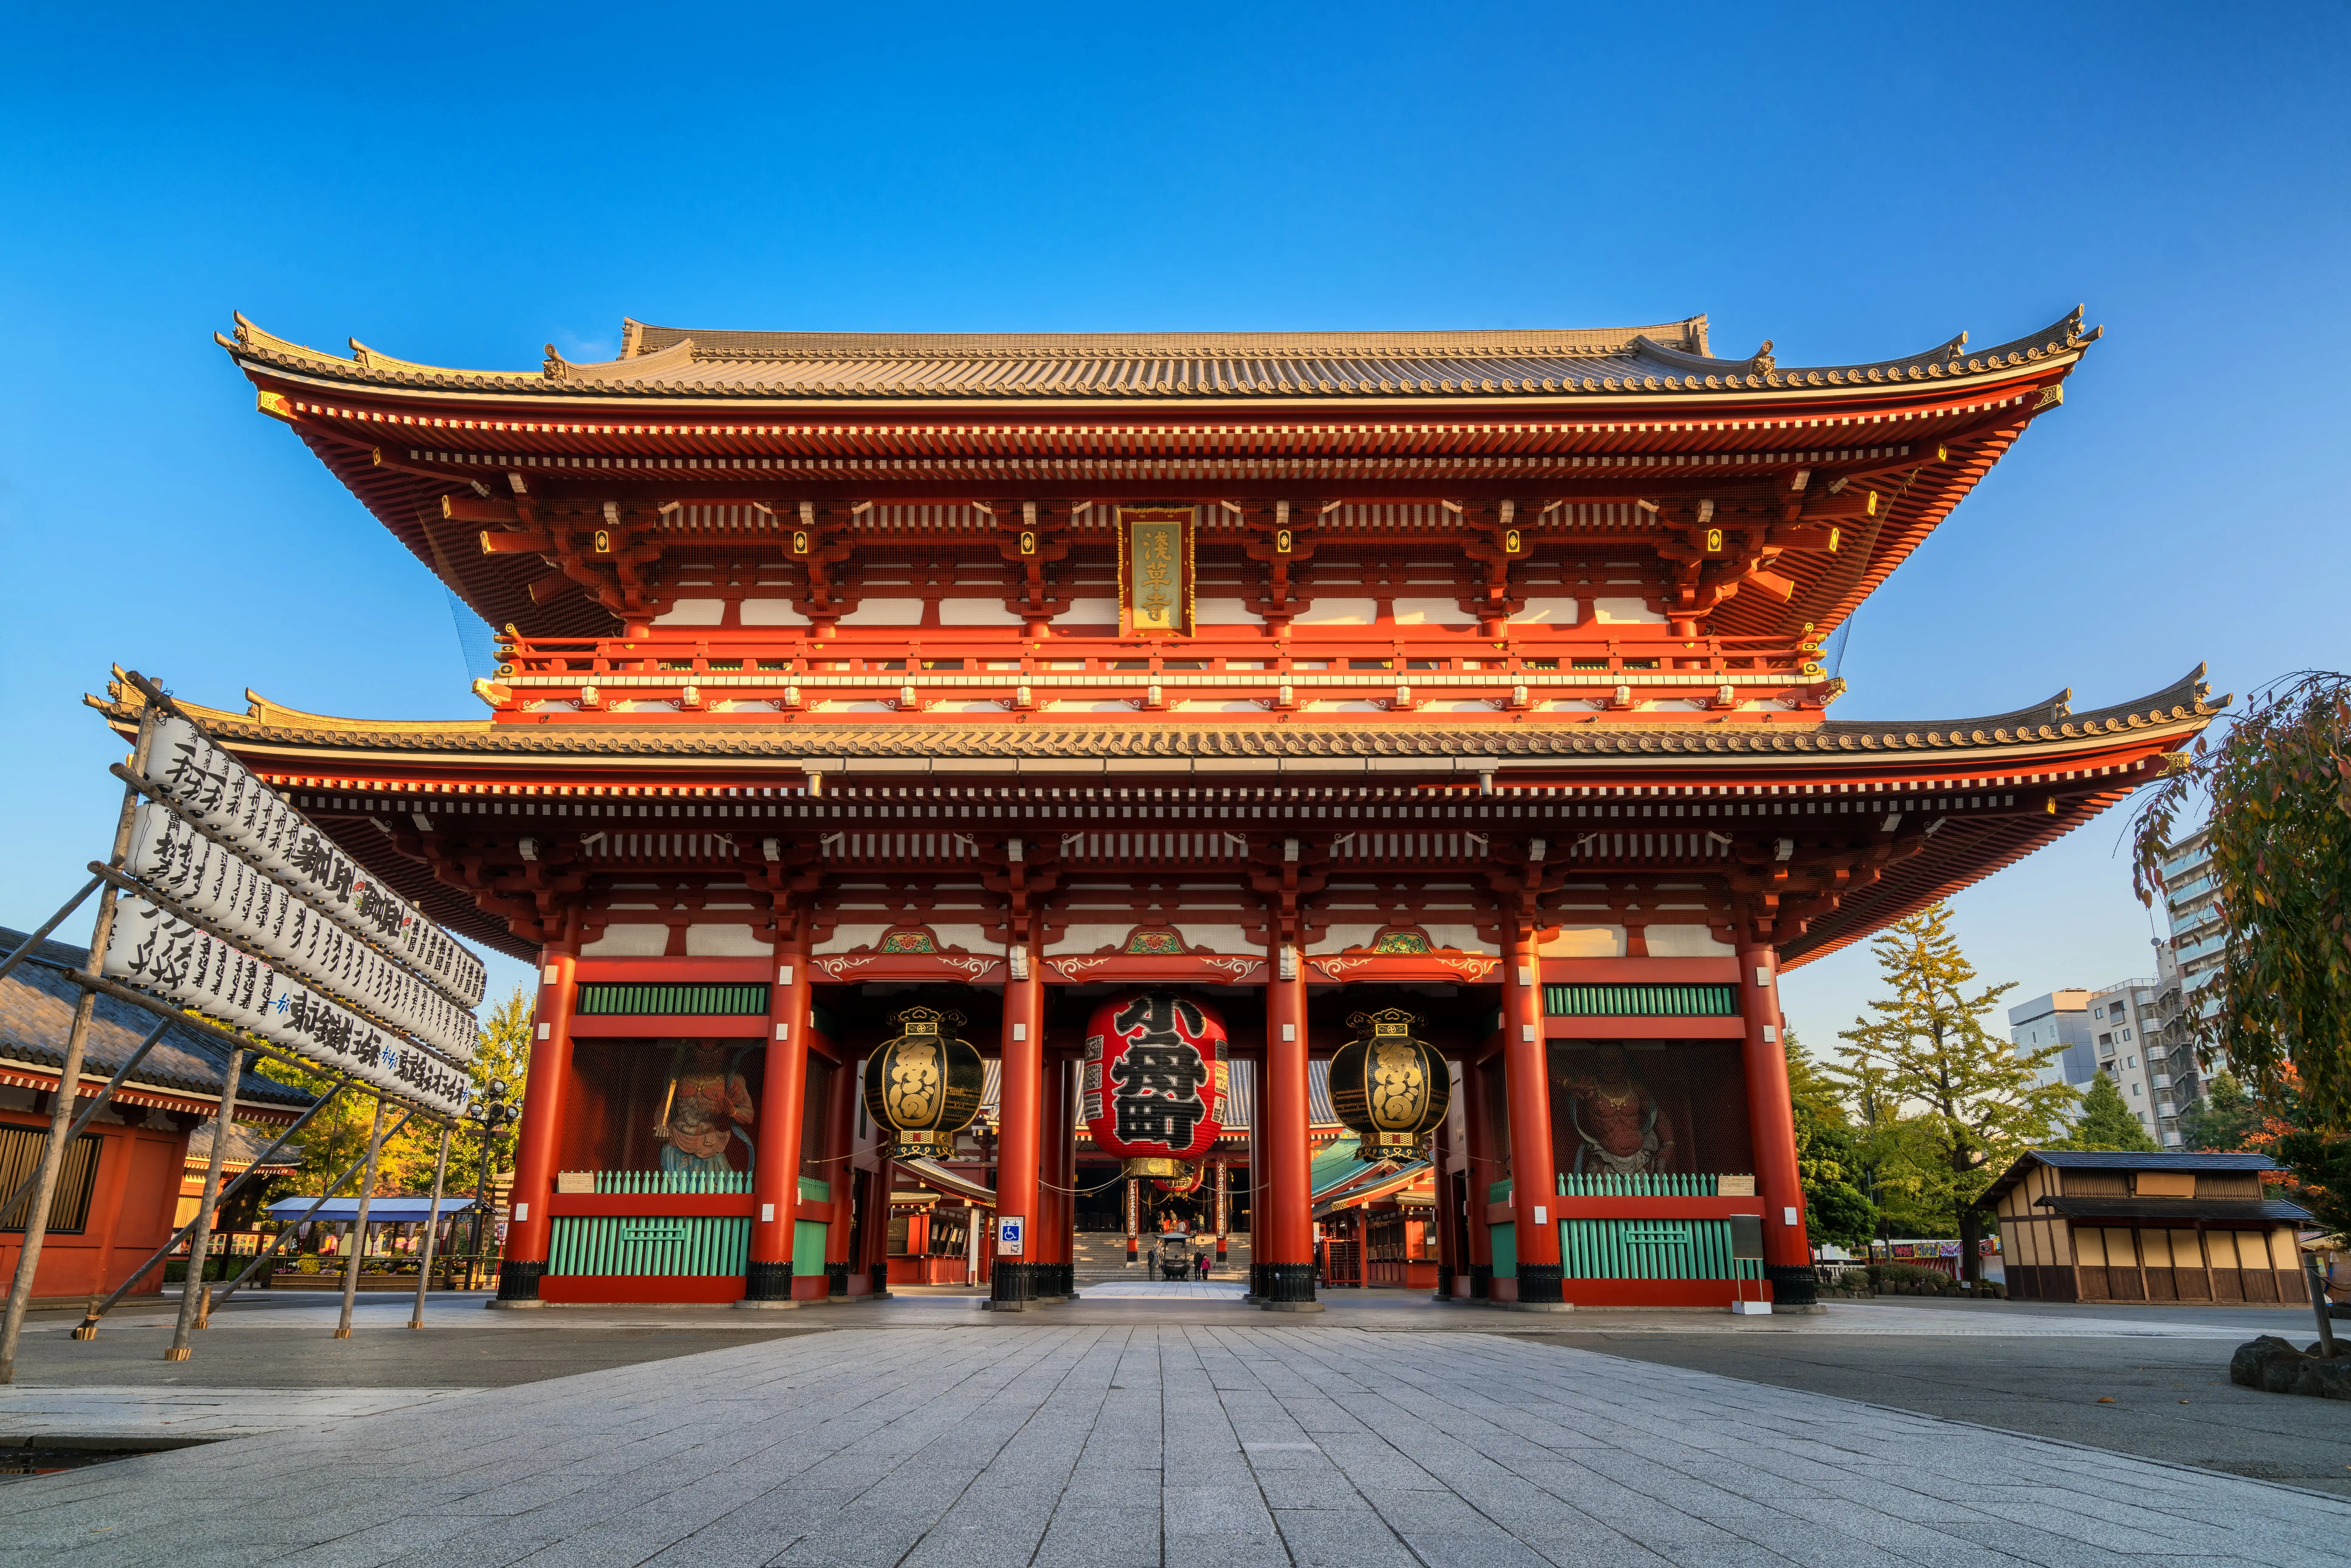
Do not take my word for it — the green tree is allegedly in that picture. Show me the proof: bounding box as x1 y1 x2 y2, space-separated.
2058 1073 2160 1153
1784 1033 1876 1250
2273 1128 2351 1242
2177 1071 2262 1152
2130 671 2351 1131
1833 904 2079 1283
252 984 532 1209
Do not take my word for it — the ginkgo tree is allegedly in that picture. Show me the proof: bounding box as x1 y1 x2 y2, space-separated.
1833 904 2079 1285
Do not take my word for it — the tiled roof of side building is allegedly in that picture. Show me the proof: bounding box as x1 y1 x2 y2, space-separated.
1977 1147 2280 1208
2032 1196 2313 1225
218 308 2100 403
0 927 316 1110
84 667 2224 766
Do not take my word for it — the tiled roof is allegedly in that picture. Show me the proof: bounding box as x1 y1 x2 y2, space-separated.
2032 1196 2311 1225
185 1121 302 1171
2025 1150 2277 1171
1977 1147 2279 1208
220 308 2099 404
0 927 316 1111
87 667 2223 769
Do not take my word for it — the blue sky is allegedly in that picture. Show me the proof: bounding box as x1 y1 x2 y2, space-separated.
3 4 2344 1042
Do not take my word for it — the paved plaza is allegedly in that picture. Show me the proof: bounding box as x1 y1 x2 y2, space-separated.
3 1299 2349 1567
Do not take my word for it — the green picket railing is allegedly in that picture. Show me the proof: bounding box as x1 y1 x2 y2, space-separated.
548 1215 751 1276
575 1169 756 1195
1559 1217 1764 1280
1556 1171 1724 1197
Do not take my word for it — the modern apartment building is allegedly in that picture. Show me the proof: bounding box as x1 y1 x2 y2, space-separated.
2008 831 2233 1148
2009 981 2168 1142
2150 828 2227 1145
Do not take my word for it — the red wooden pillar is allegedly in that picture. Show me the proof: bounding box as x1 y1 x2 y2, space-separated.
1035 1055 1070 1299
498 923 579 1307
1739 942 1817 1307
1260 941 1320 1309
860 1155 897 1297
1057 1059 1080 1294
743 930 811 1307
1501 917 1566 1307
1431 1087 1458 1300
820 1024 856 1299
1463 1051 1497 1297
992 942 1044 1308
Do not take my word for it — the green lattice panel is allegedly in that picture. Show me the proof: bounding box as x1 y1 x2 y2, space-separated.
574 982 770 1016
1543 983 1738 1018
547 1215 751 1276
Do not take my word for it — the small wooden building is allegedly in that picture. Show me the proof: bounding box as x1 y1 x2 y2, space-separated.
1983 1151 2312 1305
2 924 315 1303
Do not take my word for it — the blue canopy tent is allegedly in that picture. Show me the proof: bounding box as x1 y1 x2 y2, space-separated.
266 1197 479 1224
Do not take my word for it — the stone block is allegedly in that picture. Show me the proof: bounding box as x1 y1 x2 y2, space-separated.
2228 1334 2301 1390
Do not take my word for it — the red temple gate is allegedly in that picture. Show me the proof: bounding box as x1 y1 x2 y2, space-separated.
93 304 2220 1311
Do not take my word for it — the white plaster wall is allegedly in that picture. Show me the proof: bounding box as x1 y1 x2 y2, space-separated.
740 599 810 627
1308 923 1388 954
940 599 1023 626
1060 598 1119 624
1644 924 1734 957
816 923 895 955
1592 597 1665 624
1193 598 1261 625
686 924 772 956
1418 923 1492 953
1390 597 1474 627
1510 597 1583 625
651 598 725 627
835 598 926 626
1539 926 1627 958
1291 599 1378 627
581 923 671 957
1050 923 1139 955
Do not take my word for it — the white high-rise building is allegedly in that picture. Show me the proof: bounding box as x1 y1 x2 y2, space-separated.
2008 980 2165 1141
2148 828 2226 1146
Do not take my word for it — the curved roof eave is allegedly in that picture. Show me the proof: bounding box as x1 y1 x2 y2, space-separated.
83 668 2225 772
217 307 2100 413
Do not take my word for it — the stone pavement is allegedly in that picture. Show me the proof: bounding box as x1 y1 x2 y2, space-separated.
0 1385 478 1442
4 1325 2347 1568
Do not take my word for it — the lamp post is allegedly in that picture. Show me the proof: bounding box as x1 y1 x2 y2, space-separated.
466 1081 518 1289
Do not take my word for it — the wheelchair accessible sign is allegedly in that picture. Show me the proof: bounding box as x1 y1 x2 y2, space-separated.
997 1215 1024 1256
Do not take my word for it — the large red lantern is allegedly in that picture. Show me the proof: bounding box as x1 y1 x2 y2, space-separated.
1083 991 1227 1178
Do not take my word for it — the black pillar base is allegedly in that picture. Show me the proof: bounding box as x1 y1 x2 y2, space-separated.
1259 1262 1316 1304
826 1262 849 1298
991 1260 1038 1307
1517 1264 1565 1304
1469 1264 1492 1300
743 1260 795 1302
1765 1263 1819 1308
868 1263 890 1298
495 1259 544 1303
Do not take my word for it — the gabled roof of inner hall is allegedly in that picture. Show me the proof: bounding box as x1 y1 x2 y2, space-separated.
86 668 2223 767
217 307 2100 403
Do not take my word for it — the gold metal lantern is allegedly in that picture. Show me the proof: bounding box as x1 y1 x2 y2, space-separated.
862 1006 985 1159
1329 1008 1450 1160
